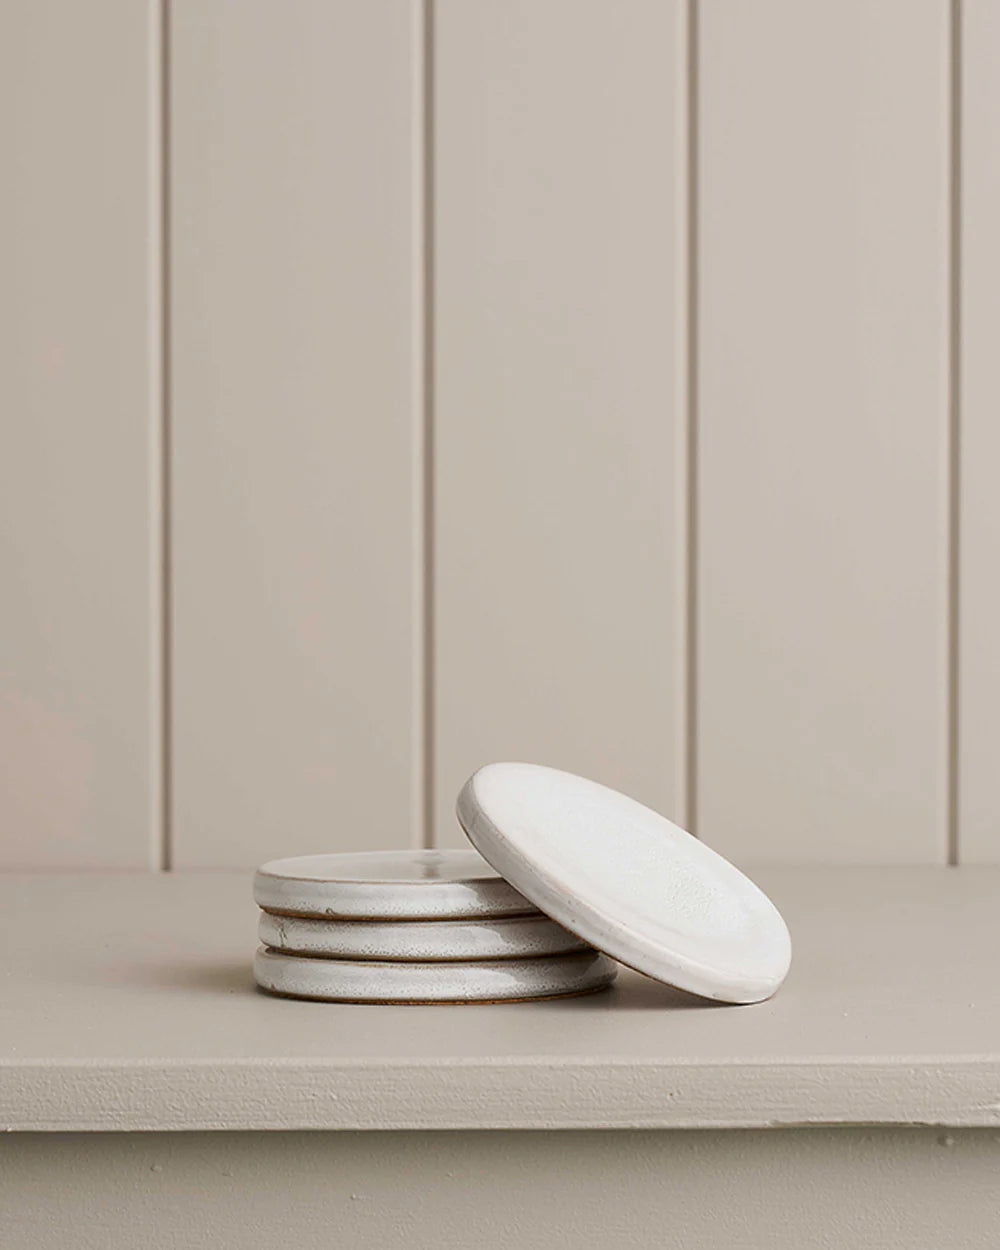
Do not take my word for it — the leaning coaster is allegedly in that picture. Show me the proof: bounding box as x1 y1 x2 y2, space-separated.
253 946 617 1004
457 763 792 1004
258 910 590 961
254 849 536 921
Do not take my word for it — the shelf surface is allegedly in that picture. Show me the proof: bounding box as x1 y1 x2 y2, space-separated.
2 867 999 1131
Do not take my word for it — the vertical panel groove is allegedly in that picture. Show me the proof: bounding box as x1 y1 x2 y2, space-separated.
158 0 173 871
684 0 699 838
420 0 436 849
957 0 1000 862
947 0 961 867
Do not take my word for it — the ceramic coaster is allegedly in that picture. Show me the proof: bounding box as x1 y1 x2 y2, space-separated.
258 910 590 962
254 849 536 921
456 763 792 1004
253 946 617 1004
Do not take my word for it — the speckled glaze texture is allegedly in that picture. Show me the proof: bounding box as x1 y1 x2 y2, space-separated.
253 848 536 920
258 911 589 961
457 763 792 1004
253 946 617 1003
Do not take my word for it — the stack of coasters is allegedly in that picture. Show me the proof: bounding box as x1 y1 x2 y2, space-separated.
254 762 792 1007
253 848 618 1003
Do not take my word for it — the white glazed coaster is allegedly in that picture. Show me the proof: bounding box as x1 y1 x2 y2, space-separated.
457 763 792 1004
253 946 617 1004
258 910 590 962
253 848 536 920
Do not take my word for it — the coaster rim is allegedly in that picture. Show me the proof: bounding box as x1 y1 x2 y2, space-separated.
258 910 590 962
254 848 536 920
253 946 617 1003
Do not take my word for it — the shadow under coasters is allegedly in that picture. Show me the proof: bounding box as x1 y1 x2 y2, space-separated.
457 763 792 1005
253 947 616 1004
258 910 588 961
253 848 536 920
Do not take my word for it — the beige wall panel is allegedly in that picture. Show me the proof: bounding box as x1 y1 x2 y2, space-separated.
0 1 161 868
170 2 422 865
959 1 1000 862
696 0 950 862
4 1129 1000 1250
433 0 687 845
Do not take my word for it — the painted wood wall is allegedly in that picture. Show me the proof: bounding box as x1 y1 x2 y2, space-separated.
1 0 994 869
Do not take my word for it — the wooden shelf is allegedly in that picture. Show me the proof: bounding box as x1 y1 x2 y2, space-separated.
1 867 998 1132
